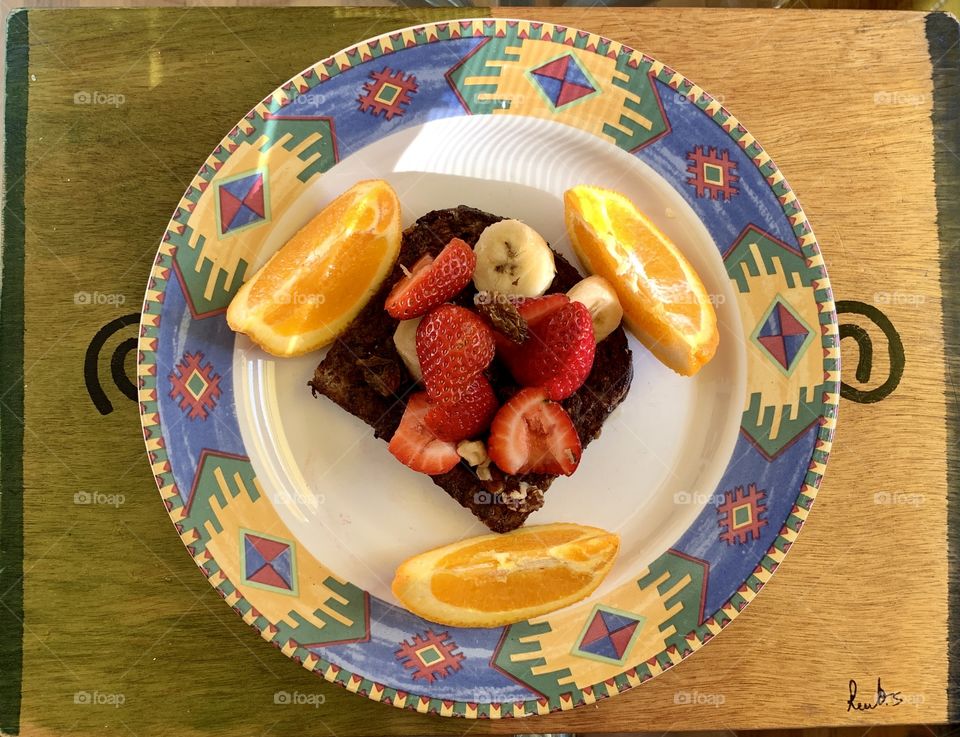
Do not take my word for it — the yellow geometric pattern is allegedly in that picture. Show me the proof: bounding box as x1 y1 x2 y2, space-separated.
519 570 691 690
465 41 652 139
733 244 823 441
175 126 331 306
201 481 357 635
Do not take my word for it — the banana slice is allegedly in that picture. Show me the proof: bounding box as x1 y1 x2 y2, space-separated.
473 220 556 297
393 317 423 382
567 275 624 342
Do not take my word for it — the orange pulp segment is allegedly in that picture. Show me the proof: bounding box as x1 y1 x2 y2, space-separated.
392 523 620 627
564 185 719 375
226 179 401 356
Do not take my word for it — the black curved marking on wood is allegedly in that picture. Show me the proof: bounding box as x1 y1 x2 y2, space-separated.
836 300 905 404
838 322 872 385
85 313 140 415
110 337 139 402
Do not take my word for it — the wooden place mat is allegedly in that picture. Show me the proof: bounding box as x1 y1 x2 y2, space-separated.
1 7 958 735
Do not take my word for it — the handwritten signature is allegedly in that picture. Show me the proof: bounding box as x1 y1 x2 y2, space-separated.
847 678 903 711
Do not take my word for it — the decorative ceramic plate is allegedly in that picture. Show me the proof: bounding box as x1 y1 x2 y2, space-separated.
138 19 839 718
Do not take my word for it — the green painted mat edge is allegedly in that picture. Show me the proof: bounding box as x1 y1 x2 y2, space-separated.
0 8 28 736
932 9 960 723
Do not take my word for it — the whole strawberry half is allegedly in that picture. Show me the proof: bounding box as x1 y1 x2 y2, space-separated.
492 293 568 360
388 392 460 475
487 388 582 476
424 376 498 442
517 293 569 325
417 304 495 406
385 238 476 319
499 298 596 400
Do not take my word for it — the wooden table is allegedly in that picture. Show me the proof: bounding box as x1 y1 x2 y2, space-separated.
1 6 958 735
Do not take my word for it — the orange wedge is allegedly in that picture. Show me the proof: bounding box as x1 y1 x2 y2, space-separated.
564 185 719 375
227 179 401 356
392 523 619 627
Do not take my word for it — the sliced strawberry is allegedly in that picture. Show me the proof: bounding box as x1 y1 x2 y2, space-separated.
417 304 495 406
487 388 582 476
385 238 476 319
424 376 498 442
388 392 460 475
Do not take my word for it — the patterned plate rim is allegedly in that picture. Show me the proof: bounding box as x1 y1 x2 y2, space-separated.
137 17 840 719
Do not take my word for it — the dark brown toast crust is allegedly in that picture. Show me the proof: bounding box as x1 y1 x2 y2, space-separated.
309 206 633 532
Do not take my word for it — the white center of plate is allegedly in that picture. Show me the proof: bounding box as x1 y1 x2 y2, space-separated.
233 115 746 604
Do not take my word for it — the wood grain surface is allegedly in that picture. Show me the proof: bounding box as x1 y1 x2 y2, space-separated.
5 6 954 735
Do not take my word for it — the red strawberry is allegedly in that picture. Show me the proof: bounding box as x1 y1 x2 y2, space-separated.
487 388 582 476
424 376 498 442
517 293 569 326
388 392 460 475
514 301 595 399
417 304 495 405
385 238 476 319
499 299 595 400
493 293 570 360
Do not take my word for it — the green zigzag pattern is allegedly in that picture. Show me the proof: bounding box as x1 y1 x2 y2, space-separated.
635 551 707 668
724 225 826 458
446 36 521 113
491 620 572 700
185 453 368 645
601 54 669 152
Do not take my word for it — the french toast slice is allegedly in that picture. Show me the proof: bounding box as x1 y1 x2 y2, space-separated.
309 206 633 532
